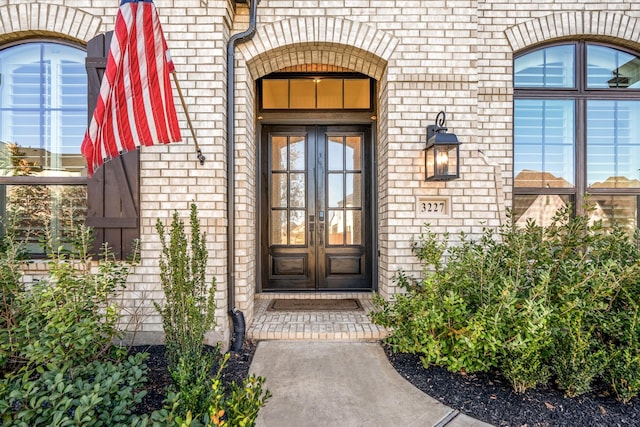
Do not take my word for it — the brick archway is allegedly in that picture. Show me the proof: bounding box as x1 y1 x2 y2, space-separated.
241 16 397 80
230 18 398 317
0 2 102 45
505 11 640 52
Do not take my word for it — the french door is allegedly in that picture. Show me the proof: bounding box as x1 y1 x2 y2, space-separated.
261 125 373 291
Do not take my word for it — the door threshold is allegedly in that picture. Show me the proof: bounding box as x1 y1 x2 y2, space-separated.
255 291 373 300
248 292 388 341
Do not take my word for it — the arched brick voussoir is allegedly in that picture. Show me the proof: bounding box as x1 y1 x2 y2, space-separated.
241 17 398 80
505 11 640 53
244 42 390 81
0 2 102 45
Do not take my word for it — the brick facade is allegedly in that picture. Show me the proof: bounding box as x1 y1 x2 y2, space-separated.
3 0 640 346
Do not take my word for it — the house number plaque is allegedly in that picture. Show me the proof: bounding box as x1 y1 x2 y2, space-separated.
416 197 450 218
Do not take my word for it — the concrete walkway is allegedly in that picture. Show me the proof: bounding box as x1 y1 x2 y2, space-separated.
250 341 493 427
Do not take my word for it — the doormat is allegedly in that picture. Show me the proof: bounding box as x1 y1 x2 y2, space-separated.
267 298 363 311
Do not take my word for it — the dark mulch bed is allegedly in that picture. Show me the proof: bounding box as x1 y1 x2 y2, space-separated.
130 341 639 426
385 347 640 427
130 341 257 415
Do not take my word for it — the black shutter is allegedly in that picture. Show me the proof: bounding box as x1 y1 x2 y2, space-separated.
85 32 140 260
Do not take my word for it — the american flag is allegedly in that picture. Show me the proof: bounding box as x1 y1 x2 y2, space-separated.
82 0 181 177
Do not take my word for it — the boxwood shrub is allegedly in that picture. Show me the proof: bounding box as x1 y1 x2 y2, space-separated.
371 204 640 402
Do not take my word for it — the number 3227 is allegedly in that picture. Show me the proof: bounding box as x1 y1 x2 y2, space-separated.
420 202 445 213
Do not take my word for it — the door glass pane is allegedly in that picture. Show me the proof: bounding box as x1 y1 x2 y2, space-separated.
514 45 575 88
514 99 575 187
262 79 289 108
512 194 573 228
290 79 315 109
589 195 638 236
289 136 306 170
327 136 343 171
290 210 306 245
317 79 343 109
290 173 306 207
328 173 344 208
587 45 640 89
271 210 288 245
271 173 287 207
271 136 288 171
345 136 362 170
587 100 640 188
344 79 370 109
345 173 361 208
346 210 361 245
328 210 344 245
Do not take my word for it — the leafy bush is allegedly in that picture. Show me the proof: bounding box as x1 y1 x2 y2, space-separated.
155 204 216 374
1 204 270 426
17 243 131 370
602 278 640 403
154 203 270 425
0 217 26 372
499 278 553 394
206 354 271 427
1 353 148 427
0 222 149 426
371 204 640 401
155 203 217 420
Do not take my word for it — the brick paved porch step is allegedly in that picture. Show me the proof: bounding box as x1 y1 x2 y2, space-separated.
247 293 389 341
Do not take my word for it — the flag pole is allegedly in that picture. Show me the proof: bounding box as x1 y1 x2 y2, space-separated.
171 71 205 165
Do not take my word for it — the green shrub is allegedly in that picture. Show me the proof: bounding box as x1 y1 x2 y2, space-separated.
170 351 218 421
134 363 271 427
0 221 149 426
548 260 617 396
224 373 271 427
0 216 26 372
2 204 271 426
0 353 148 427
15 242 131 370
155 203 217 420
205 353 271 427
371 203 640 401
154 203 270 424
606 345 640 404
602 273 640 403
372 231 505 374
499 277 553 393
155 203 215 368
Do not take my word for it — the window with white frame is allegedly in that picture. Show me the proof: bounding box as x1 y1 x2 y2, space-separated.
513 42 640 234
0 41 87 255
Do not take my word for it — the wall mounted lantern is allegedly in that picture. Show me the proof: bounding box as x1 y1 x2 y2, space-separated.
425 111 460 181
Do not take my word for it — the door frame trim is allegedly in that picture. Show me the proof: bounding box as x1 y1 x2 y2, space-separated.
256 121 378 293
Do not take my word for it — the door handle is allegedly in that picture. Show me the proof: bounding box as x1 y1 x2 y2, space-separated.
318 223 324 246
309 223 314 246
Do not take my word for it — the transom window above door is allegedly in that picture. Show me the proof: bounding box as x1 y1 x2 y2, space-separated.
259 73 373 111
513 42 640 233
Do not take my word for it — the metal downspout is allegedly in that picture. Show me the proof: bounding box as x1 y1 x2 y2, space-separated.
227 0 258 352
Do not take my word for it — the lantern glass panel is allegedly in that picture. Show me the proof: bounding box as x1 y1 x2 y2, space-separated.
425 147 435 179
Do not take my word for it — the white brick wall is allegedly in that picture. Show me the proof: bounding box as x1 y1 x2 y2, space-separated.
4 0 640 344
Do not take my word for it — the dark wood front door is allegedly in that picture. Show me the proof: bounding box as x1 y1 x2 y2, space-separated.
261 125 372 291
